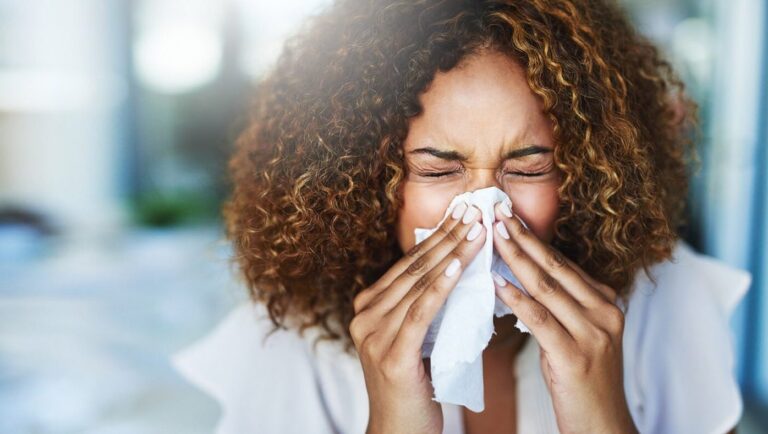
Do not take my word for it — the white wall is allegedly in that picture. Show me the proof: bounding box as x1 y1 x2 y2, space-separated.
0 0 127 233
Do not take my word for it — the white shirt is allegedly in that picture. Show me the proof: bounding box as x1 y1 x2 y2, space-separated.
172 239 752 434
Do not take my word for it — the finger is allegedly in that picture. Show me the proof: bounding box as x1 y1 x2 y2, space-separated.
387 254 468 361
381 219 486 352
354 201 472 312
494 203 608 308
561 256 618 304
363 204 484 315
492 275 575 356
492 218 594 338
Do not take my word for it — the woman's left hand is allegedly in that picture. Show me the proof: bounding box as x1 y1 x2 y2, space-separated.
491 202 639 434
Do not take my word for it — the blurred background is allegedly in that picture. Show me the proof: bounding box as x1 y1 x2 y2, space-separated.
0 0 766 433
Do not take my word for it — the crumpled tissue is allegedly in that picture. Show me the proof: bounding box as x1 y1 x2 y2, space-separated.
414 186 531 413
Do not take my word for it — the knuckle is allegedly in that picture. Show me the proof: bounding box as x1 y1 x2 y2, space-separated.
352 289 370 313
358 333 376 355
513 220 529 237
505 284 523 303
349 315 367 344
451 239 473 258
444 225 464 244
407 300 427 323
405 254 429 277
546 248 568 270
590 327 613 351
410 275 432 296
602 284 619 303
361 331 388 358
538 272 560 295
405 241 424 258
435 223 453 240
352 297 364 314
529 304 550 325
603 303 625 332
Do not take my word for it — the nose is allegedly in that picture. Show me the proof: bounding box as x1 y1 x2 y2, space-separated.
462 167 505 193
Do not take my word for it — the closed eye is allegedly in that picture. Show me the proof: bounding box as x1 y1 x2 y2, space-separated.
422 170 461 178
504 170 548 177
420 169 548 178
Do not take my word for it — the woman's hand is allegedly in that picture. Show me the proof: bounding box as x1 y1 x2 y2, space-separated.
350 202 486 434
490 201 639 434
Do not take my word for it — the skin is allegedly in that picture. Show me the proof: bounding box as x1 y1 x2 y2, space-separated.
394 49 561 252
351 50 738 433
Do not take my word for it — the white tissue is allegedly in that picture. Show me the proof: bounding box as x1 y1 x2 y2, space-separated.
414 186 531 413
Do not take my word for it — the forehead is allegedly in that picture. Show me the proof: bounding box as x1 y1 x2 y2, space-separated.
403 50 553 155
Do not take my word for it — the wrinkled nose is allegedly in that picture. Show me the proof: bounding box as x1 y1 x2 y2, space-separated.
461 168 506 193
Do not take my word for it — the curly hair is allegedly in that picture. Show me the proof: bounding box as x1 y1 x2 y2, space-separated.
223 0 698 354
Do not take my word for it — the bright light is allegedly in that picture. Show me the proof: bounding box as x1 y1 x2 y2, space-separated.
235 0 331 80
672 18 713 85
133 23 223 94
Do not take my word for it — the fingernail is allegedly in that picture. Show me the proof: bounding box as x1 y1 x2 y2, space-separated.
466 221 482 241
462 205 479 224
495 221 510 239
445 258 461 277
500 201 513 218
451 202 468 220
491 270 507 286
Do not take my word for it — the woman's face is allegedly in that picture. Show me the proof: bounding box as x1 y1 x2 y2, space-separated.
395 50 562 254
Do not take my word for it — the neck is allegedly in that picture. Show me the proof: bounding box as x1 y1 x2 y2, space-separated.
487 315 529 355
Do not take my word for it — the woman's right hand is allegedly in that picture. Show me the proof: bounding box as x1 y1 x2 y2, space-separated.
350 202 487 434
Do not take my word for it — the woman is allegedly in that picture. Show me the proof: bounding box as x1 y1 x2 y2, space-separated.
173 0 752 433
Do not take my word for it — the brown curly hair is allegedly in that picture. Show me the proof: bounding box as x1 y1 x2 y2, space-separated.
223 0 698 354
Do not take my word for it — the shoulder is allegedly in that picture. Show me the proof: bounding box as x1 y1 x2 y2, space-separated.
623 239 752 434
171 302 369 434
625 240 751 354
629 240 751 317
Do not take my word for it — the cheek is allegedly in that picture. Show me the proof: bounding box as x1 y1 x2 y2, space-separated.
395 182 456 254
508 185 560 242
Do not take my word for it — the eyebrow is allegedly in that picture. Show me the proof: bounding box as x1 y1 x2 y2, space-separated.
407 145 553 161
